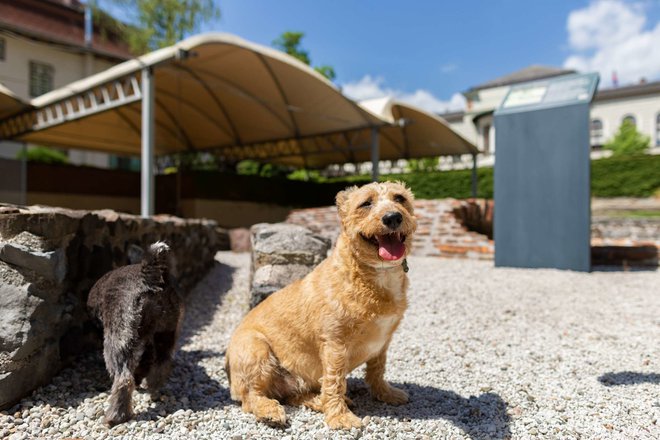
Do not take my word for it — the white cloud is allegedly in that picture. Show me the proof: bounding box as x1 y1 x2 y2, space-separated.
341 75 466 114
564 0 660 86
440 63 458 73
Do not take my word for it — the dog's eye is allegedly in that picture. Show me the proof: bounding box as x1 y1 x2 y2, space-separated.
394 194 406 204
359 199 372 208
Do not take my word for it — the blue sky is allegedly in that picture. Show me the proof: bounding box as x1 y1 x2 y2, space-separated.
98 0 660 113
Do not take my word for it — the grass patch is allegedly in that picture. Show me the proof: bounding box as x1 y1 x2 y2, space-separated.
596 210 660 218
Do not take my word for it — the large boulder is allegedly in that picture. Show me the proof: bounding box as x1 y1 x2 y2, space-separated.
249 223 331 308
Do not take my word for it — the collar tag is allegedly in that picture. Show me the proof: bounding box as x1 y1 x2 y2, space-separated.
402 258 409 273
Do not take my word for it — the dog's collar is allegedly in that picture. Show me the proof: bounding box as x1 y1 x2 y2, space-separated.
374 258 409 273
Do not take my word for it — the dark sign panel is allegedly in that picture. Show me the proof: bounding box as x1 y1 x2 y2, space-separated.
494 72 599 271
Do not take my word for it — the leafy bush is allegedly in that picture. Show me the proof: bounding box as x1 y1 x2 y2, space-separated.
16 146 69 164
604 120 650 156
384 167 493 199
236 160 261 175
406 157 439 173
288 168 322 181
236 160 291 178
591 154 660 197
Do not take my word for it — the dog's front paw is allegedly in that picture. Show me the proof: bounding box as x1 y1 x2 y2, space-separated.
373 385 409 405
254 402 287 427
326 411 362 430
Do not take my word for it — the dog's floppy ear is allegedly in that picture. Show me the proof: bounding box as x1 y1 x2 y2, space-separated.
336 185 358 219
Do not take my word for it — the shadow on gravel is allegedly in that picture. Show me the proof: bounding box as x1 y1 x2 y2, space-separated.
598 371 660 386
591 245 659 271
135 349 230 421
36 351 110 410
179 261 236 345
39 349 229 419
347 379 511 440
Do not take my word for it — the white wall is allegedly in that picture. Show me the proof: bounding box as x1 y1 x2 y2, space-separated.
0 33 119 166
591 94 660 148
448 82 660 158
467 85 509 114
446 116 478 146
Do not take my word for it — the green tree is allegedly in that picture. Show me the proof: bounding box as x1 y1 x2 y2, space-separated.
272 31 336 81
104 0 220 53
604 120 650 156
314 65 336 82
272 31 310 64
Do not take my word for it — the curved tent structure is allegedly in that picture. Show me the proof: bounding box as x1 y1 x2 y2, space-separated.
357 97 477 159
244 97 478 168
4 33 383 157
0 83 31 120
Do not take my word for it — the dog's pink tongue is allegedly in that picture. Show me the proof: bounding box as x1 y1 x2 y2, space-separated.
377 235 405 261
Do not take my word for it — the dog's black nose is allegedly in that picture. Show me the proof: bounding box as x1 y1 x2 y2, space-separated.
382 211 403 229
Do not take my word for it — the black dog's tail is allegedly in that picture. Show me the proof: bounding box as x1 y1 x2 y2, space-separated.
144 241 170 265
141 241 171 283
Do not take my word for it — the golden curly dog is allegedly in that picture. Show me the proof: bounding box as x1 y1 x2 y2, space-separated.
225 181 417 429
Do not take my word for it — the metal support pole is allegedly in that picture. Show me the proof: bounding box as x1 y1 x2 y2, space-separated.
371 127 379 182
20 143 27 205
141 67 155 217
471 153 478 198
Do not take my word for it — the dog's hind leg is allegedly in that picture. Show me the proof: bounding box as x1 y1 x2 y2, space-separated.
288 392 353 412
145 330 177 396
105 366 136 426
226 331 287 426
134 342 154 389
288 392 323 411
103 337 143 425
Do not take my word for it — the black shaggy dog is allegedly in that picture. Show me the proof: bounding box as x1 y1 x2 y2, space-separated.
88 242 184 426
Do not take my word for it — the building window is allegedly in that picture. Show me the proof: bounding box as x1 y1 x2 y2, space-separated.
590 119 604 148
29 61 54 97
483 124 491 153
656 113 660 146
0 37 5 61
622 114 636 127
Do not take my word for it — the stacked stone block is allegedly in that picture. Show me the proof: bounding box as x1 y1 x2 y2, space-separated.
249 223 331 308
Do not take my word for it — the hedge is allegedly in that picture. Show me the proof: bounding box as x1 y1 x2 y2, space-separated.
321 155 660 199
590 154 660 197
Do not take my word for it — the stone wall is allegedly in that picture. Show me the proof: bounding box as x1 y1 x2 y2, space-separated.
591 217 660 267
286 200 495 260
0 204 227 409
249 223 331 309
591 217 660 244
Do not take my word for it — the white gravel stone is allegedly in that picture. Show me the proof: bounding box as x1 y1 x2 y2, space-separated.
1 252 659 439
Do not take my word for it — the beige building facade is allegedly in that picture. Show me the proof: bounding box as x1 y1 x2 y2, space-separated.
442 65 660 165
0 0 132 167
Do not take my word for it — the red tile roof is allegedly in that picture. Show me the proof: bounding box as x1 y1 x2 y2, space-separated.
0 0 133 61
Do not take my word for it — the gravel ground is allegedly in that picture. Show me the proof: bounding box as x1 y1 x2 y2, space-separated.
1 252 659 439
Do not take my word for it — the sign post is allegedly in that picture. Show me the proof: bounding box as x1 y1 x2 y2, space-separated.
493 73 599 272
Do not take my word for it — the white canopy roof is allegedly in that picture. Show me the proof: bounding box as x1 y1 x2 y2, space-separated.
361 97 478 157
1 32 477 167
0 83 31 120
9 33 383 159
